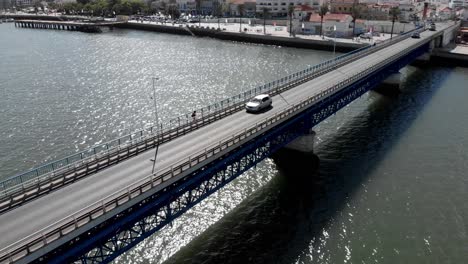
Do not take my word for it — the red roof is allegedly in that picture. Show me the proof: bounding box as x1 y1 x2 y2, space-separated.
295 5 315 12
228 0 255 4
440 7 452 12
331 0 356 4
309 13 351 23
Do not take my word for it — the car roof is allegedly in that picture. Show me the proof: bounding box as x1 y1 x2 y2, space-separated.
253 94 270 100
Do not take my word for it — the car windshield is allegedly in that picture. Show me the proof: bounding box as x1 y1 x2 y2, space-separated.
250 98 262 103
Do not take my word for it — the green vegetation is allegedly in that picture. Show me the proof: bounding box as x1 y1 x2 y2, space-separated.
261 7 269 35
288 5 294 37
49 0 153 16
350 1 362 37
237 4 244 32
389 7 401 39
318 4 328 37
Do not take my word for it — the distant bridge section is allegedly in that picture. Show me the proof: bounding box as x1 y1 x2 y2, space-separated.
14 20 126 33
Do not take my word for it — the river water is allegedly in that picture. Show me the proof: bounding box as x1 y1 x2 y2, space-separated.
1 23 468 263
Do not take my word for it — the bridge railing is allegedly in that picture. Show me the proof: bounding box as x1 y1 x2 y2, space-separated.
0 35 430 264
0 25 424 199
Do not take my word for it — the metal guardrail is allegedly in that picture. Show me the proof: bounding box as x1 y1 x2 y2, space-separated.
0 27 426 214
0 33 430 264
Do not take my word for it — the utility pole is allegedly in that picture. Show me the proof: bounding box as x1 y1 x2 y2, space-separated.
151 77 160 174
333 25 337 58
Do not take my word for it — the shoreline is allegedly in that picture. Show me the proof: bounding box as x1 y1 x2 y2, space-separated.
2 14 368 52
118 22 367 52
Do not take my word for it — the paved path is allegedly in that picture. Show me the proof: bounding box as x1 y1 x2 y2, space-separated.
129 19 391 45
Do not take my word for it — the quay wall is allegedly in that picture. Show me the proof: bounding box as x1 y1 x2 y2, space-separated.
431 50 468 67
117 23 366 52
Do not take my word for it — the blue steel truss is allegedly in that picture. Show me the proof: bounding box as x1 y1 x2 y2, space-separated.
33 43 430 264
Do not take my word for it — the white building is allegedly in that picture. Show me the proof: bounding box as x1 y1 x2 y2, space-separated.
449 0 467 8
300 13 356 36
1 0 12 10
256 0 318 17
54 0 77 4
15 0 33 7
176 0 198 14
172 0 225 15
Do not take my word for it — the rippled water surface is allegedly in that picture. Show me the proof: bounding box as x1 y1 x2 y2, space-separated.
0 23 332 178
1 23 468 264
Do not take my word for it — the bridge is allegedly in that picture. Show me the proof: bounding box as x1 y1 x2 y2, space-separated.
14 20 126 33
0 22 459 264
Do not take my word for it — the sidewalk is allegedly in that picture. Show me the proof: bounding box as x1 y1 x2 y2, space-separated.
128 20 391 46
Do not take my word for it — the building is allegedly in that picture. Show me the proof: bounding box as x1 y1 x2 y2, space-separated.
171 0 229 16
361 3 395 20
177 0 197 14
256 0 315 17
300 13 363 36
294 4 314 20
439 6 453 18
15 0 34 7
398 2 417 21
449 0 467 8
229 0 256 16
1 0 12 10
330 0 359 14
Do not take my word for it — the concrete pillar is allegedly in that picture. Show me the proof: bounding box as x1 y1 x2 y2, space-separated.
417 53 431 62
284 129 316 153
272 129 320 172
373 71 402 95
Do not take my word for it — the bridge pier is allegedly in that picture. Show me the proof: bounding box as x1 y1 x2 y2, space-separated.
373 71 402 95
272 129 320 173
284 129 316 153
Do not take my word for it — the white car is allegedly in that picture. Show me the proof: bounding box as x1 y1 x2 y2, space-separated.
245 94 272 113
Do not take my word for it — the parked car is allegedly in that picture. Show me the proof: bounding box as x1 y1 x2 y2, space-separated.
411 32 421 39
360 33 372 39
429 23 436 31
245 94 272 113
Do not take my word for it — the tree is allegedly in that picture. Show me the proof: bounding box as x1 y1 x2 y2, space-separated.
389 7 401 39
48 2 59 11
262 7 269 35
288 5 294 37
318 3 328 37
166 3 180 19
213 2 222 29
238 4 244 32
91 0 109 16
221 3 230 17
77 0 91 5
350 1 362 37
129 0 145 15
195 0 202 26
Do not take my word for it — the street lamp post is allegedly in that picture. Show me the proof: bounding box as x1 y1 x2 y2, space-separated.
151 77 160 174
333 24 337 58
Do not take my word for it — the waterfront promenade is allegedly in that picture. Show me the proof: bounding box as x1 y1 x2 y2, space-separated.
127 19 391 45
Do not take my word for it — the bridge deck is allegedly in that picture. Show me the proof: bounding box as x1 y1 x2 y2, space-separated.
0 22 454 259
15 20 126 26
